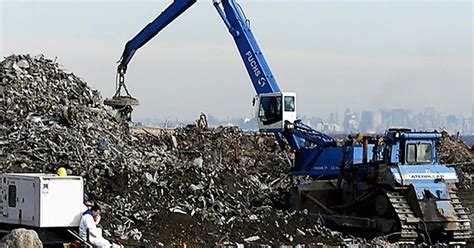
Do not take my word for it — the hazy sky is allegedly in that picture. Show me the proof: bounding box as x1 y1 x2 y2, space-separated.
1 0 472 121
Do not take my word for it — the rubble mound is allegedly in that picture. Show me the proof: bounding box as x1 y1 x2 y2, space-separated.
437 131 473 188
438 131 473 164
1 228 43 248
2 54 472 246
0 54 356 246
1 54 126 174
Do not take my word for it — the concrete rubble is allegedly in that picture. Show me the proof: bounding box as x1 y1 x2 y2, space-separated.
1 54 473 246
0 228 43 248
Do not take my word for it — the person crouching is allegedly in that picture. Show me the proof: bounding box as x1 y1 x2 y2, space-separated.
79 205 111 248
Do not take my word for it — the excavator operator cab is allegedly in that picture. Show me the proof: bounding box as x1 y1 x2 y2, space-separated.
255 92 297 132
384 129 440 165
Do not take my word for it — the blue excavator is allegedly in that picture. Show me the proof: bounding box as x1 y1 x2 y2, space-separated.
104 0 471 244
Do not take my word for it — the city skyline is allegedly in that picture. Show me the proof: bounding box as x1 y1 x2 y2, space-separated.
136 104 474 135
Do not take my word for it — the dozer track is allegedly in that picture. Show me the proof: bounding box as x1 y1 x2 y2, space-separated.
386 191 418 243
448 190 472 243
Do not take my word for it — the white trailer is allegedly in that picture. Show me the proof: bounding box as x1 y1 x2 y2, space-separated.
0 173 84 244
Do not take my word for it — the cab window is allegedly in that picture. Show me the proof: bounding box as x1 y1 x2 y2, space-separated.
284 96 295 112
258 96 282 125
417 143 432 163
407 144 416 163
406 143 432 164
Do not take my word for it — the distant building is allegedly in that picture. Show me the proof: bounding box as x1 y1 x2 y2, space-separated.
328 112 339 125
359 111 383 133
391 109 408 128
446 115 460 133
373 110 383 133
315 122 342 133
438 113 448 130
343 108 359 133
423 107 437 129
360 111 374 133
461 117 472 134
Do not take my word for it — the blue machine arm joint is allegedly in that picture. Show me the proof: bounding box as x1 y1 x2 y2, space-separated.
213 1 240 37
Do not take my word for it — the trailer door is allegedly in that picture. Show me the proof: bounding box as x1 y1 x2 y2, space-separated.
6 182 19 221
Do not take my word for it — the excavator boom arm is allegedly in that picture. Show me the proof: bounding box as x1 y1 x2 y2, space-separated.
213 0 280 94
118 0 197 74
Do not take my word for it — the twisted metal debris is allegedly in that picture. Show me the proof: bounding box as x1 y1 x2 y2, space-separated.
0 54 357 246
1 54 472 246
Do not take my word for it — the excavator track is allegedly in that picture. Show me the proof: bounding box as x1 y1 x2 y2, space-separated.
386 191 418 243
448 190 472 243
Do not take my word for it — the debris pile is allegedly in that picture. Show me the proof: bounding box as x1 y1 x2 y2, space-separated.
438 131 473 164
437 131 473 188
2 54 472 246
0 54 126 174
0 54 357 246
104 126 367 246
